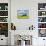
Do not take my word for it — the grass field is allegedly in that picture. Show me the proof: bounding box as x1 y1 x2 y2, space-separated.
17 15 29 19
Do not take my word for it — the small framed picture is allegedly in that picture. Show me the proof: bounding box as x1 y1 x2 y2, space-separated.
17 9 29 19
38 29 46 37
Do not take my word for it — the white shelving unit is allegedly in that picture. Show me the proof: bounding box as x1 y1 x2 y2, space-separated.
38 3 46 37
0 3 8 34
0 3 8 45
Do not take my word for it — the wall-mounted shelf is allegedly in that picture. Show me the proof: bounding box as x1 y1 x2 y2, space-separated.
0 16 8 17
0 22 8 23
38 22 46 23
38 28 46 29
38 10 46 11
38 16 46 17
0 10 8 11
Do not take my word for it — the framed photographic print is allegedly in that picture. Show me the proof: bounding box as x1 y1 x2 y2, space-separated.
17 9 29 19
0 23 8 37
38 29 46 37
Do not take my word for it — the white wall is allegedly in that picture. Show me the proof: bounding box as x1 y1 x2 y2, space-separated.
11 0 38 30
11 0 46 29
11 0 46 46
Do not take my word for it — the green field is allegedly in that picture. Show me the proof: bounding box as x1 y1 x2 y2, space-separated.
17 15 29 19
